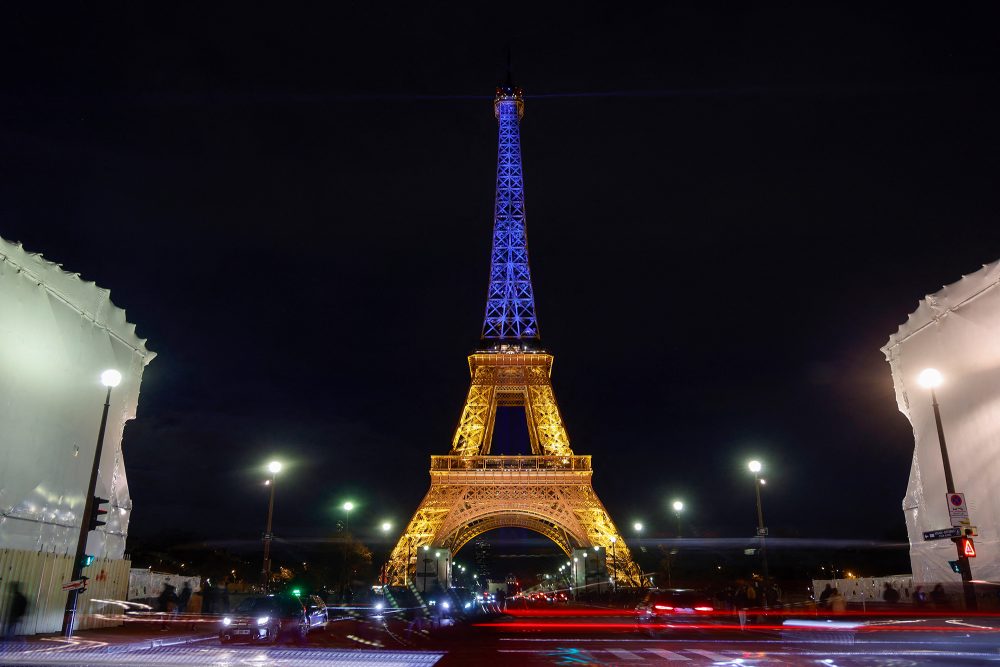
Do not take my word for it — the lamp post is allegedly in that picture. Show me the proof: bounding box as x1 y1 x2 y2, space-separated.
422 545 431 593
748 460 770 589
610 536 617 592
62 369 121 638
672 500 684 537
342 501 355 534
262 460 282 592
380 522 392 587
918 368 977 610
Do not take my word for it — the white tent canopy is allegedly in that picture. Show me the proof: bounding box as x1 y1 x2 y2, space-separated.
882 259 1000 583
0 236 154 559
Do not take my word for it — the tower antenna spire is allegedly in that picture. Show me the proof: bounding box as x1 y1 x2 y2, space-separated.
483 57 535 343
506 45 514 87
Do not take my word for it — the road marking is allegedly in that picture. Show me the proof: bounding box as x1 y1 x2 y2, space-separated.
605 648 644 660
644 648 692 661
685 649 733 662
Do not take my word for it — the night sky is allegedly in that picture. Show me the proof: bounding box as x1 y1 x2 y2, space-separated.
3 6 998 562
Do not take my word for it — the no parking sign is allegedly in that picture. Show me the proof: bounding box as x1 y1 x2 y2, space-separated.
947 493 969 527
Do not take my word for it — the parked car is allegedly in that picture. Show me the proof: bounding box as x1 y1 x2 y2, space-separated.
635 589 717 636
220 595 313 644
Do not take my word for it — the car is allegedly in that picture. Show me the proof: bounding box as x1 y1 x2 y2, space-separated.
220 595 313 644
635 589 717 636
300 594 329 629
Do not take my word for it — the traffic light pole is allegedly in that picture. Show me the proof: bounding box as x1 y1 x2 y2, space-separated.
62 385 113 637
930 387 977 611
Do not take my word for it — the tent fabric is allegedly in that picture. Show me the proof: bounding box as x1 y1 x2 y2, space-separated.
882 259 1000 583
0 236 154 559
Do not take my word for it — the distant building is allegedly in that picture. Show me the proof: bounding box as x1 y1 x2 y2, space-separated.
0 236 154 632
474 536 491 582
882 260 1000 582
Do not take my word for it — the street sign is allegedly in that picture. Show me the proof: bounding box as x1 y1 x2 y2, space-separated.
947 493 969 527
923 527 962 541
756 527 768 537
61 579 87 591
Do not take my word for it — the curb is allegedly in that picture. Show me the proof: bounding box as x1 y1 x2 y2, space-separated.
103 632 216 653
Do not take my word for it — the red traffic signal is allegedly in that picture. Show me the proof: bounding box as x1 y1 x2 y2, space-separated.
961 537 977 558
88 496 110 532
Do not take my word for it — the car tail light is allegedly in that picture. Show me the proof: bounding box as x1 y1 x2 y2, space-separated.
694 606 714 612
654 604 674 610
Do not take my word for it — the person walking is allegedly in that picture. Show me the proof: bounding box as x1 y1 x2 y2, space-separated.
819 583 834 608
829 588 847 613
3 583 28 640
882 582 900 604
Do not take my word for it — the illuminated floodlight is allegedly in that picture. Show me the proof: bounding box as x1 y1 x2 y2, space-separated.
343 501 354 512
267 461 282 475
748 460 762 474
100 369 122 388
918 368 944 389
633 521 643 532
381 521 392 532
672 500 684 512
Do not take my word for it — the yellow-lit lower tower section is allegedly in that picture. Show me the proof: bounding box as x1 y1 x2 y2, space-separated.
385 350 644 587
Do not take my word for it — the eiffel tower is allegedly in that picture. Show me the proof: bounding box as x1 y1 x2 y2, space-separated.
385 73 643 588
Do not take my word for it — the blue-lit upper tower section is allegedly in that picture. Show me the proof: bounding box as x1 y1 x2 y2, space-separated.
481 76 540 344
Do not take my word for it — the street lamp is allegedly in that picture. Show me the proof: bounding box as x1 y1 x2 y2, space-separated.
261 460 282 592
63 369 122 637
342 501 355 534
748 460 770 589
672 500 684 537
379 522 392 586
918 368 977 610
610 536 617 592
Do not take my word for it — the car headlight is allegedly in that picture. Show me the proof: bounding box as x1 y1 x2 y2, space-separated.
257 616 270 626
374 602 384 611
442 601 450 610
222 617 232 626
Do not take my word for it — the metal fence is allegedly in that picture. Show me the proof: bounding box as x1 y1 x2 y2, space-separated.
0 548 130 634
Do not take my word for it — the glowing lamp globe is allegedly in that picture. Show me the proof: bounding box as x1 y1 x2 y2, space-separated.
918 368 943 389
633 521 643 532
343 501 354 512
267 461 282 474
748 460 762 473
672 500 684 512
100 369 122 388
381 522 392 532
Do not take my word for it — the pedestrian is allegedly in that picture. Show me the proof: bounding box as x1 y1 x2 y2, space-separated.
157 583 177 631
202 578 215 615
177 582 192 614
3 582 28 640
913 585 927 608
930 583 947 608
882 582 900 604
819 583 833 608
829 588 846 613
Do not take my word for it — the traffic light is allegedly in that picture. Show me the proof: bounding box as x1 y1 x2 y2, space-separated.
79 555 95 568
88 496 109 531
961 537 977 558
948 560 961 573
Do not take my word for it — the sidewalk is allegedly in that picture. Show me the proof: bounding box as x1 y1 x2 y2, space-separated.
19 622 216 653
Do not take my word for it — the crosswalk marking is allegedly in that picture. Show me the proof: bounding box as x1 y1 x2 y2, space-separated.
606 648 644 660
684 648 733 662
643 648 692 661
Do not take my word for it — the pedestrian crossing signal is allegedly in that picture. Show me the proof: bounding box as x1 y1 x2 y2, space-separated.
948 560 961 573
961 537 976 558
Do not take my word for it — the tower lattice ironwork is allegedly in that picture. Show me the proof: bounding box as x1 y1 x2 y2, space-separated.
387 76 642 589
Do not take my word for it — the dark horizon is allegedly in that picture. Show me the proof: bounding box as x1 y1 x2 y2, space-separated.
3 5 998 558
